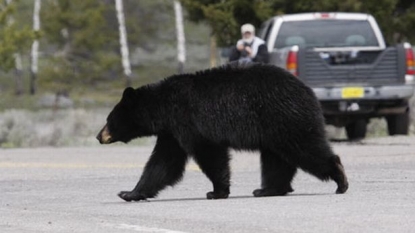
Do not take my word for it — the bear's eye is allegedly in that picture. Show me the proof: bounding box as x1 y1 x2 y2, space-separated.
107 120 118 132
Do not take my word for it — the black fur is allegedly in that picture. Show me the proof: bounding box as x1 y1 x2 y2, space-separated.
97 63 349 201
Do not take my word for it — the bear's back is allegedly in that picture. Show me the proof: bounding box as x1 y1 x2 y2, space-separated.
185 64 319 114
161 63 314 102
152 64 325 149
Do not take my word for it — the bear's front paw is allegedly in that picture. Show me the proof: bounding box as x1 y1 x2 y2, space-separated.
253 187 293 197
118 191 147 202
206 191 229 200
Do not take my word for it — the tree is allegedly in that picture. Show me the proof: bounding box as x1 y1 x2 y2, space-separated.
40 0 121 92
180 0 274 67
180 0 273 47
0 0 34 95
393 0 415 43
40 0 176 92
181 0 415 46
115 0 132 86
174 0 186 73
0 0 31 72
30 0 41 95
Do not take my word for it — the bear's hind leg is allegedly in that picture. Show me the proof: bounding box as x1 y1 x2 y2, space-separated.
297 145 349 194
193 143 230 200
118 134 188 202
330 155 349 194
253 149 297 197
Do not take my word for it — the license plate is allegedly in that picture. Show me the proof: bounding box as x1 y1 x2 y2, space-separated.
342 87 364 99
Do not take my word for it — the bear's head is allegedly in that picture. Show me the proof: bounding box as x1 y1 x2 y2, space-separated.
97 87 146 144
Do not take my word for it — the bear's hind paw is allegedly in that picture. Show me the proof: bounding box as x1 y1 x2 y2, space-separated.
253 187 293 197
118 191 148 202
335 182 349 194
206 191 229 200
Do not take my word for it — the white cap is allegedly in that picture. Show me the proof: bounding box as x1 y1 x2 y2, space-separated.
241 24 255 34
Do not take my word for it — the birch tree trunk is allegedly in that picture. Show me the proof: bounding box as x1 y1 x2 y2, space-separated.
30 0 41 95
174 0 186 74
210 34 217 68
115 0 132 87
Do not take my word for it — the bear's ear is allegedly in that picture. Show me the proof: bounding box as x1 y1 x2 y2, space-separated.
122 87 135 100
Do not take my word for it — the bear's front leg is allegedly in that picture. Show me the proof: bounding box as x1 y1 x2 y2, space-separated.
118 135 188 202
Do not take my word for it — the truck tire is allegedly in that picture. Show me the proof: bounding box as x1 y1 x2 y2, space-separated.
345 119 367 141
386 113 409 135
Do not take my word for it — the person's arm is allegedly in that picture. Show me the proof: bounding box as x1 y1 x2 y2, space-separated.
228 46 241 62
253 44 269 63
236 40 245 51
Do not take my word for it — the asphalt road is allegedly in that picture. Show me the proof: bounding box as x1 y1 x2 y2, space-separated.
1 136 415 233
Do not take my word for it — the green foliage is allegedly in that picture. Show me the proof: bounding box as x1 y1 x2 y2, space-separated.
0 0 34 71
42 0 111 51
39 0 118 92
123 0 173 46
39 0 176 93
0 0 200 108
1 0 414 107
181 0 415 46
393 0 415 43
181 0 274 46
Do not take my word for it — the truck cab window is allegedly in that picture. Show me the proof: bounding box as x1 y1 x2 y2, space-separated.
274 20 379 49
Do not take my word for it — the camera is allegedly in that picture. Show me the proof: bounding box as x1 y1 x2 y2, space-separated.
240 42 251 57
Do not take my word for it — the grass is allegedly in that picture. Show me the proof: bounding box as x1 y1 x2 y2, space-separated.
0 107 154 148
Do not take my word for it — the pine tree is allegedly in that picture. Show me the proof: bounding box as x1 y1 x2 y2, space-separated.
0 0 33 72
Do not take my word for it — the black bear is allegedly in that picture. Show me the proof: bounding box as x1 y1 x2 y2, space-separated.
97 63 348 202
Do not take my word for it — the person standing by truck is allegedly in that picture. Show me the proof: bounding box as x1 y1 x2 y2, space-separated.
229 23 269 64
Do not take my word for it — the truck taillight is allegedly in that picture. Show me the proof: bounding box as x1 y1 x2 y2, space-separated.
404 42 415 75
286 45 299 76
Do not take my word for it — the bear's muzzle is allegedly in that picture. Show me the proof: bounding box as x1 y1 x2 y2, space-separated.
97 125 113 144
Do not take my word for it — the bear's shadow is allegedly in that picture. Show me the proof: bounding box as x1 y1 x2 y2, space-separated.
104 193 333 204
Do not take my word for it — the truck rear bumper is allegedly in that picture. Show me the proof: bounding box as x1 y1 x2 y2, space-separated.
312 85 415 100
312 85 414 122
321 101 408 116
319 97 410 127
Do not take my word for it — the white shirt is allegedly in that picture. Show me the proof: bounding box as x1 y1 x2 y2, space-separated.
236 37 266 57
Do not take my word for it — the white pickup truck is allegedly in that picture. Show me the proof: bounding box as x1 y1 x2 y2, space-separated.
259 12 415 140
